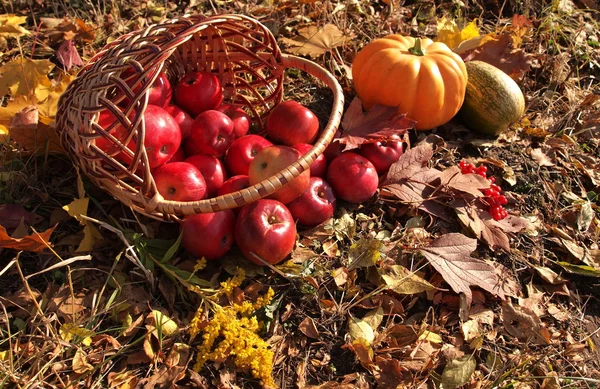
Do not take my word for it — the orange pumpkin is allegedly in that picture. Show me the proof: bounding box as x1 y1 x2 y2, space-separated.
352 35 468 130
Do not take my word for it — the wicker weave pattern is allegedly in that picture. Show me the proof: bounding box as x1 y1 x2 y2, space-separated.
56 14 344 220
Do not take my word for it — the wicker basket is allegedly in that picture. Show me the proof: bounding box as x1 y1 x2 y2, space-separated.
55 14 344 221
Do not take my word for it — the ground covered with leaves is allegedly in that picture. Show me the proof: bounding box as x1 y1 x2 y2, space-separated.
1 0 600 388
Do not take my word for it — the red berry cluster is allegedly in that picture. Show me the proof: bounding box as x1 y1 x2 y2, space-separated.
459 161 508 220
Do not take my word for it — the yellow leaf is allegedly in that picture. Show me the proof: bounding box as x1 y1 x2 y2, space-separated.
73 349 94 374
0 57 54 97
348 316 375 345
435 17 480 50
280 24 350 58
0 14 30 37
35 74 74 117
77 223 102 252
63 197 103 252
0 350 7 361
150 310 179 337
60 322 95 346
63 198 89 223
418 330 443 343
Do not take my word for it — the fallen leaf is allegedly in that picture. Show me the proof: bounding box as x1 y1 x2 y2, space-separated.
441 166 491 197
435 17 480 50
530 148 555 166
280 24 350 58
417 233 504 305
348 316 375 345
331 267 348 286
501 300 550 345
576 201 594 232
0 57 54 97
0 204 37 230
299 317 319 339
384 143 437 185
461 33 531 78
556 262 600 277
347 236 384 270
60 323 94 346
0 14 30 37
533 266 567 285
56 39 83 71
0 224 55 252
454 202 511 251
338 97 415 150
380 264 436 294
73 348 94 374
149 310 179 337
362 307 384 332
62 197 103 252
441 355 476 389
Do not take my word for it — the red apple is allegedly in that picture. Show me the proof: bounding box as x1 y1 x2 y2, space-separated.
217 104 251 138
180 210 236 259
174 71 223 116
95 110 131 156
139 105 182 168
165 104 194 139
326 152 379 203
266 100 319 146
184 154 228 198
359 138 404 175
248 145 310 204
217 175 250 197
292 143 327 178
119 71 172 108
287 177 336 227
235 199 296 265
185 110 235 157
168 147 186 163
153 162 207 201
225 135 273 176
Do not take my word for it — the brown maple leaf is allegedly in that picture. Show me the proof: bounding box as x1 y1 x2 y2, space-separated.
440 166 491 197
0 224 56 253
338 97 416 150
461 33 531 78
454 200 511 251
417 233 505 305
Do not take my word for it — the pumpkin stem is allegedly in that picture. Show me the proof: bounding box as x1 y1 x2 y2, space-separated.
409 38 426 56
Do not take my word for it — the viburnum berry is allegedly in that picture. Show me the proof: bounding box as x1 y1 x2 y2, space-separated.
458 161 508 220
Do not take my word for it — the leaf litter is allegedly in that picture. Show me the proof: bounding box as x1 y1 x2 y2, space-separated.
1 3 600 389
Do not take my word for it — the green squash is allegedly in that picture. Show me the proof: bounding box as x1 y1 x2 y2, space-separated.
459 61 525 136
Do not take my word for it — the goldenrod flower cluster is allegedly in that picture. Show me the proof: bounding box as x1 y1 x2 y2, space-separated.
217 267 246 296
190 286 276 387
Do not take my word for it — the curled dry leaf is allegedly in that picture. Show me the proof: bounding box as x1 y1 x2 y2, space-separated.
440 166 491 197
417 233 505 305
500 300 550 345
299 317 319 339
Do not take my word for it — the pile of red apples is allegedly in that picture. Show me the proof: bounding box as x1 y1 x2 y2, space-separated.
97 71 405 266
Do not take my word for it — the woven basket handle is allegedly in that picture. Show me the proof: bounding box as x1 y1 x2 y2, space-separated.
150 54 345 217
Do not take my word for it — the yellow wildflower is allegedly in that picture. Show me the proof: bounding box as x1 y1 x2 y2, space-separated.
190 286 276 387
218 267 246 297
193 257 208 272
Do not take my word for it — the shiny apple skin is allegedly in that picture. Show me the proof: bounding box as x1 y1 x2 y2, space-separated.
216 104 251 138
180 210 236 260
292 143 327 178
326 152 379 203
235 199 296 265
185 110 235 157
184 154 228 198
359 138 404 175
174 71 223 116
266 100 319 146
287 177 336 227
152 162 207 201
225 134 273 176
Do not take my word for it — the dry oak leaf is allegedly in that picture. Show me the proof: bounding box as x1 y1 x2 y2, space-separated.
0 224 55 252
417 233 505 305
0 14 30 37
299 317 319 339
280 23 349 58
339 97 415 150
